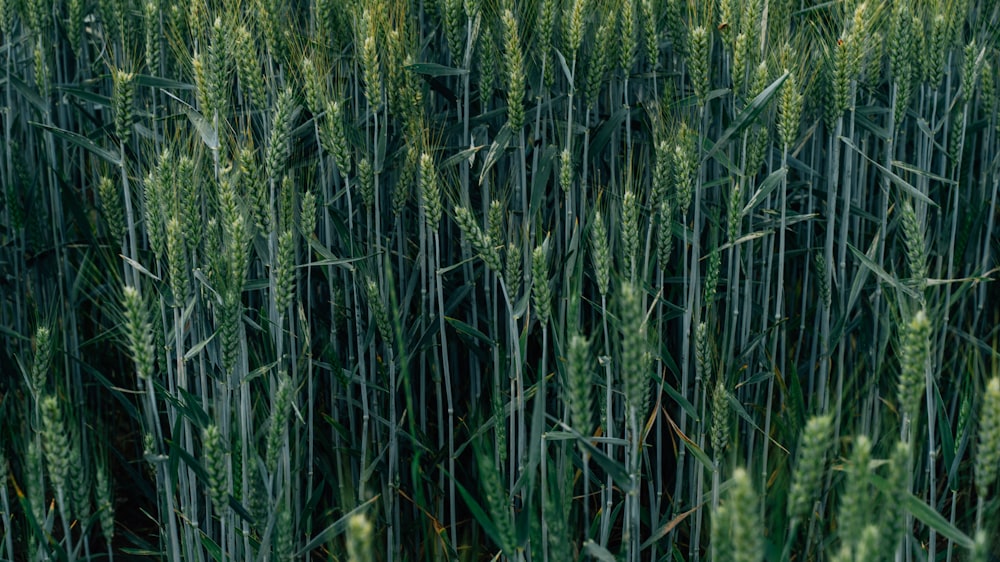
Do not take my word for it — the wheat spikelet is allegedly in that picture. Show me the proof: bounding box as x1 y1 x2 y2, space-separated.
419 152 442 227
41 395 71 493
347 513 374 562
536 0 557 87
167 218 189 306
454 205 501 273
591 210 611 296
715 468 762 562
620 281 649 415
443 0 463 61
566 333 593 441
619 0 635 73
203 424 229 514
275 228 295 313
358 157 374 209
111 67 135 140
838 435 872 542
674 124 697 216
622 187 639 278
898 309 930 424
123 286 155 381
711 379 730 457
96 455 114 546
532 240 552 325
502 8 525 130
787 415 833 522
689 26 709 105
266 374 294 474
703 248 721 310
585 18 614 107
976 377 1000 497
275 503 293 559
505 239 522 300
560 149 572 193
779 70 803 147
477 446 515 557
487 200 504 248
564 0 585 57
365 279 391 342
266 88 295 182
30 326 53 396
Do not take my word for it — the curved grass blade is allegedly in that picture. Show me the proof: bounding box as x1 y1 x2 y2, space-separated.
703 70 788 165
444 468 508 555
31 121 121 166
555 421 634 491
840 136 937 208
405 62 468 77
584 539 617 561
868 473 974 549
479 123 513 184
741 168 787 218
296 495 380 555
848 241 919 300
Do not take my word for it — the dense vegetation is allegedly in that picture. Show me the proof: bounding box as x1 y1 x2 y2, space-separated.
1 0 999 559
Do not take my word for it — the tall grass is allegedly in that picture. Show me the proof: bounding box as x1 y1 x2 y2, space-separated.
1 0 999 560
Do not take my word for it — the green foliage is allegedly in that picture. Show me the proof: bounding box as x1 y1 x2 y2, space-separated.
2 0 998 560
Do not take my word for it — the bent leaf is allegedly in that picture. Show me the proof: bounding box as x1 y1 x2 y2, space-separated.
32 121 121 166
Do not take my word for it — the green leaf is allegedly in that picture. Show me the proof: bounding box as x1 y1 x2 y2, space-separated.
4 72 48 112
170 436 210 483
698 134 738 177
405 62 469 76
664 412 714 470
479 122 513 184
846 231 878 315
155 380 211 429
31 121 121 166
541 431 578 441
135 74 196 90
891 160 957 186
868 473 974 549
445 316 495 347
121 255 162 281
200 532 223 562
184 330 217 361
704 71 788 165
662 380 699 420
529 146 558 222
640 506 699 551
296 496 380 555
375 117 387 173
839 136 938 208
553 47 573 86
181 105 220 150
440 143 487 169
445 469 508 554
741 168 787 217
727 391 790 455
56 85 112 109
847 242 919 300
228 495 254 524
305 238 365 270
15 485 67 561
559 422 634 491
160 89 219 149
717 230 773 252
935 380 955 488
583 540 618 561
590 107 629 158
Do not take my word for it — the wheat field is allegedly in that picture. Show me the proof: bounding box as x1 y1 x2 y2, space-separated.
1 0 999 560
